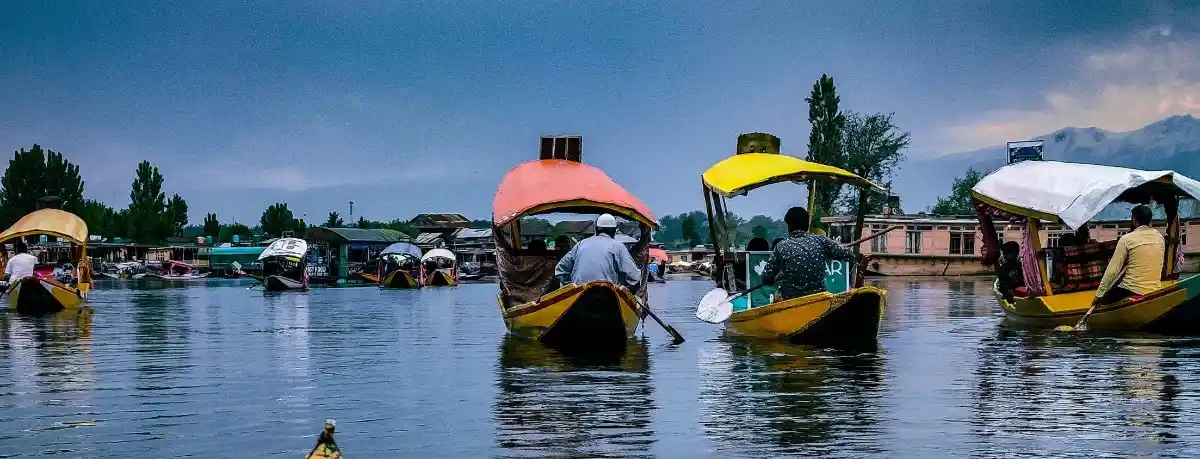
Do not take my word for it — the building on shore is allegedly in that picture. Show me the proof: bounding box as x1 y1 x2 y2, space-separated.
305 227 411 285
822 213 1200 276
410 213 471 250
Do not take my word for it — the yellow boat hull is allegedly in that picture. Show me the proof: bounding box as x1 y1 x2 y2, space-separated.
6 277 85 314
996 275 1200 332
424 269 456 287
380 270 420 289
499 281 642 346
305 422 343 459
726 286 886 346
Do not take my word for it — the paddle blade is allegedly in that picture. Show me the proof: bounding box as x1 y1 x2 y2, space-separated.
696 288 733 324
1053 325 1075 332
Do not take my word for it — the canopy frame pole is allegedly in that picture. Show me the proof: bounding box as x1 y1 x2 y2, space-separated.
807 180 818 230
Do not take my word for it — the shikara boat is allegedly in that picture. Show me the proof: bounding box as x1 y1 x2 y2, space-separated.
377 242 422 289
420 248 458 286
99 261 147 279
147 260 209 280
0 209 93 314
259 237 309 291
697 133 887 347
304 420 343 459
648 247 668 283
493 135 657 347
973 160 1200 332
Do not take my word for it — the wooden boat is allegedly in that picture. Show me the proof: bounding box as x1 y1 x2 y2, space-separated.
146 260 209 280
648 248 668 283
697 133 886 347
0 208 93 314
377 242 422 289
305 420 343 459
420 248 457 286
99 261 147 279
973 160 1200 332
259 237 309 291
493 135 658 347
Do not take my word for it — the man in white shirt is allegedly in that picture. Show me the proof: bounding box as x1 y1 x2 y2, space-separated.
4 240 38 283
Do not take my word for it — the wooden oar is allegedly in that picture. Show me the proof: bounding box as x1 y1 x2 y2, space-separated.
840 225 902 247
637 297 685 344
1055 267 1128 333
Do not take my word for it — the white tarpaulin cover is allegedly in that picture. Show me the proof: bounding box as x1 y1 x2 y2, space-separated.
420 248 456 263
259 237 308 261
972 161 1200 230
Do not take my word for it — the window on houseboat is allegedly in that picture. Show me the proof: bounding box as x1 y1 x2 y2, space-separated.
905 230 921 254
949 231 975 255
1047 232 1061 248
871 233 888 253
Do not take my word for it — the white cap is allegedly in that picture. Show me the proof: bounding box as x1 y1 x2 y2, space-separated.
596 213 618 229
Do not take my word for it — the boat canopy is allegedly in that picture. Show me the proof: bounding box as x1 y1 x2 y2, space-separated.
492 159 657 228
305 227 410 243
972 161 1200 230
421 248 456 263
702 153 880 197
259 237 308 261
380 242 422 258
0 209 89 244
649 248 668 263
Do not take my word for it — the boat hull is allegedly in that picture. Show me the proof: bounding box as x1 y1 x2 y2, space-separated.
147 273 210 281
726 286 886 346
425 269 456 287
264 275 306 291
996 274 1200 332
499 281 642 347
381 270 420 289
6 277 84 314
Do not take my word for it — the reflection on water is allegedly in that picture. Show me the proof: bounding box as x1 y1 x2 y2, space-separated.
494 337 654 458
2 277 1200 457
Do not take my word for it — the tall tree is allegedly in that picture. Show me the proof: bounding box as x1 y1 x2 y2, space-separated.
840 112 910 254
931 168 984 216
681 215 700 248
128 161 168 243
260 202 297 237
82 199 117 239
356 216 369 228
0 144 86 226
166 194 189 236
220 223 253 243
804 75 847 224
203 213 220 239
324 212 343 228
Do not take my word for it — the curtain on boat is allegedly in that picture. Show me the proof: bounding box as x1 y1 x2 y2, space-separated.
1020 222 1046 296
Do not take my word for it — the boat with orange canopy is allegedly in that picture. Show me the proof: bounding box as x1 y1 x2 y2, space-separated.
648 247 668 283
493 136 658 347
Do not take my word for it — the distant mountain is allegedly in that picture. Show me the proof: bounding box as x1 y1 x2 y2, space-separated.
894 114 1200 212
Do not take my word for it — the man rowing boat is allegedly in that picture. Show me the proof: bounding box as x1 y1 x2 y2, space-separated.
761 206 857 301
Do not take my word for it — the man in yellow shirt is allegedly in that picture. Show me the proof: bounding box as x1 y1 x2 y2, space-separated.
1094 205 1164 305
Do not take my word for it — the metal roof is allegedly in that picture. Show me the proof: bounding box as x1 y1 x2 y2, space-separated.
208 247 266 256
414 232 445 244
305 227 411 243
453 228 492 239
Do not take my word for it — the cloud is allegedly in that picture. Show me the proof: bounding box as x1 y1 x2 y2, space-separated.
942 28 1200 151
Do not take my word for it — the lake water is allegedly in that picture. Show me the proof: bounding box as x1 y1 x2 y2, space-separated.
2 277 1199 458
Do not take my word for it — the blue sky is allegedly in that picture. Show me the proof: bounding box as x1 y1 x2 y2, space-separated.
2 1 1198 224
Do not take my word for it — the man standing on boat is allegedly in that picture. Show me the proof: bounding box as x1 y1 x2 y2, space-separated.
1094 205 1164 305
546 213 642 294
761 206 856 300
3 240 37 283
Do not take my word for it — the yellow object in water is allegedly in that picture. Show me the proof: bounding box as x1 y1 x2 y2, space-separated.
499 281 642 345
7 276 85 314
726 287 886 346
380 270 420 289
305 420 343 459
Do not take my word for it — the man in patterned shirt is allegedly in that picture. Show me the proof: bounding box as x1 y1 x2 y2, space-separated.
761 206 857 300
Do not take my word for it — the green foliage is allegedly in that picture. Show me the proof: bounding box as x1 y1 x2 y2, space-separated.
518 217 553 235
838 112 910 252
260 202 299 237
469 219 491 229
203 213 220 238
931 168 984 216
82 199 119 238
0 144 85 226
680 215 700 248
219 223 253 243
181 225 204 238
351 218 417 236
356 216 368 228
128 161 169 243
324 212 344 228
166 194 188 236
805 75 847 221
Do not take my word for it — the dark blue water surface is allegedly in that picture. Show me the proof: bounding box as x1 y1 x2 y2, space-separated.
2 277 1199 458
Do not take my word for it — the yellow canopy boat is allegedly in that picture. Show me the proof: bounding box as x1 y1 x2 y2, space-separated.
493 136 658 347
696 133 887 346
0 208 92 314
972 160 1200 332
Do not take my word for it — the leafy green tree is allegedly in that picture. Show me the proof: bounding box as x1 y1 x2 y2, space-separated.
804 75 847 222
681 215 700 248
752 225 769 240
128 161 168 243
82 199 118 238
839 112 910 254
260 202 297 237
220 223 253 243
166 194 188 236
931 168 984 216
0 144 85 226
324 212 343 228
469 219 492 229
356 216 369 228
518 217 553 235
203 213 220 239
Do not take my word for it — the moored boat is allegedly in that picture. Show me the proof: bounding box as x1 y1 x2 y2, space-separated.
972 160 1200 332
99 261 147 279
146 260 209 280
493 135 657 347
420 248 457 286
0 208 93 314
695 133 887 347
259 237 309 291
377 242 422 289
648 247 668 283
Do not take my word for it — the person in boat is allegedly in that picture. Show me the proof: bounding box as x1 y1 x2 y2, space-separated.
995 241 1024 301
771 238 784 249
554 235 573 253
1094 205 1164 305
543 213 641 296
3 240 37 283
647 259 660 281
760 206 856 301
747 237 770 252
527 238 547 253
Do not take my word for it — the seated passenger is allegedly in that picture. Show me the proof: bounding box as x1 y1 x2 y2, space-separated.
997 241 1024 301
1095 205 1164 305
527 239 547 253
746 237 770 252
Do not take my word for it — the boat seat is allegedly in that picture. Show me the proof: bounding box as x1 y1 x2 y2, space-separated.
1054 241 1118 294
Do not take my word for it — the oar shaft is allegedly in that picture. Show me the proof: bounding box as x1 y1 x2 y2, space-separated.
842 225 902 247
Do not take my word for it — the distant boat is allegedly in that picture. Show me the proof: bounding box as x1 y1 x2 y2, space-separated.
258 237 309 291
0 209 93 314
377 242 422 289
420 248 457 286
99 261 147 279
146 260 209 281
